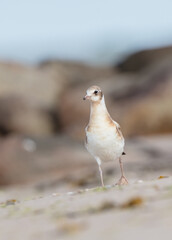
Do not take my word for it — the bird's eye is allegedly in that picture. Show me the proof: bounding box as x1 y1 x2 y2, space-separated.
94 90 98 95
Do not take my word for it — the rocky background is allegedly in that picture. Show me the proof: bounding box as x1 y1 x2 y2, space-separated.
0 46 171 186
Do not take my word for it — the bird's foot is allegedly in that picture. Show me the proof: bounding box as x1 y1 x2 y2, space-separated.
115 175 129 185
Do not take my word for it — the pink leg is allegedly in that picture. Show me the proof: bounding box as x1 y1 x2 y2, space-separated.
116 157 128 185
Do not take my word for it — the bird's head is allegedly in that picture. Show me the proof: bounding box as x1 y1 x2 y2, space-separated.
83 85 103 102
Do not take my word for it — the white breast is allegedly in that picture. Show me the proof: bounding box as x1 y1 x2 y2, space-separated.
85 124 124 162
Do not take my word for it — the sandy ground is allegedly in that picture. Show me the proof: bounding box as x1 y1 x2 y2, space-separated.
0 177 172 240
0 135 172 240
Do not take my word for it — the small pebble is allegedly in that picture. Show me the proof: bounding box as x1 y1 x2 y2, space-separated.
137 180 143 183
22 139 37 152
52 193 58 196
67 192 74 195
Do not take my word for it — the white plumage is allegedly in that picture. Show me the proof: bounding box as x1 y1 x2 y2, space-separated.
83 85 128 186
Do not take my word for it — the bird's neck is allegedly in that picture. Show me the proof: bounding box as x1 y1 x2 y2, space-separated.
89 96 110 125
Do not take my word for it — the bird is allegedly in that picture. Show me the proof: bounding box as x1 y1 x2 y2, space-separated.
83 85 128 187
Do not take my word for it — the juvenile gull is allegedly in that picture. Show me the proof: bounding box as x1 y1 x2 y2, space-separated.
83 85 128 187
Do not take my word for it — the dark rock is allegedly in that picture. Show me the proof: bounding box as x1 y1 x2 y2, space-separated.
117 46 172 72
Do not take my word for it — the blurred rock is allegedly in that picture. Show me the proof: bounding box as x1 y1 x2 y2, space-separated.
122 76 172 136
0 62 63 108
39 60 115 84
0 134 171 186
0 62 64 136
0 46 172 137
117 46 172 72
0 96 54 136
0 61 114 136
0 135 93 186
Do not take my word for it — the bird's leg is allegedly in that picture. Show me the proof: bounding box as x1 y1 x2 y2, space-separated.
98 164 105 187
95 157 105 187
116 157 128 185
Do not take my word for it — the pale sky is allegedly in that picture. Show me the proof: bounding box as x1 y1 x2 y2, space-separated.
0 0 172 65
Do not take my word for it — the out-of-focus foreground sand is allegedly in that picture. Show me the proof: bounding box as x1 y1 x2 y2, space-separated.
0 176 172 240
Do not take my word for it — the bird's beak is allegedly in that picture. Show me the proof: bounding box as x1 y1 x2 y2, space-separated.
83 95 90 100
